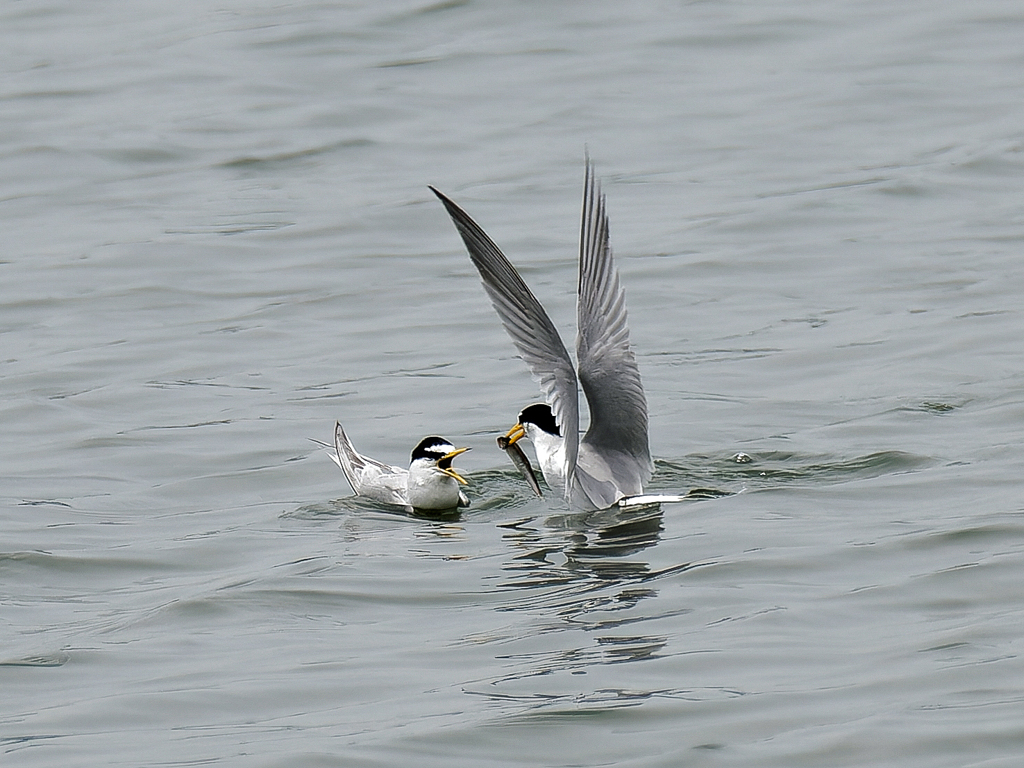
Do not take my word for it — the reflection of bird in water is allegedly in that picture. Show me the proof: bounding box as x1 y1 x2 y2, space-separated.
326 422 470 511
497 504 700 633
432 160 653 511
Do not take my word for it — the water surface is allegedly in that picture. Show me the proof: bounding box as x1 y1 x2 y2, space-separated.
3 1 1024 766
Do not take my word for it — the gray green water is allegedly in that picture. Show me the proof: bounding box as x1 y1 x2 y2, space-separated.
3 1 1024 766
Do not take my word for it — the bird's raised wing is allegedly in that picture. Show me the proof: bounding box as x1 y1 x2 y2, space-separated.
575 162 652 486
334 422 409 505
431 186 580 496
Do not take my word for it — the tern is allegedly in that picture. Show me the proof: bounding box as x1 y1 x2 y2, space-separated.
326 422 470 511
431 161 653 510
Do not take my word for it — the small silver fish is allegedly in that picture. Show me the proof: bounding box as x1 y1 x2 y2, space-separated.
497 435 543 497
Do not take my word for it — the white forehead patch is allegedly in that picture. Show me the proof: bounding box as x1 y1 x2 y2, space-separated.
422 442 456 456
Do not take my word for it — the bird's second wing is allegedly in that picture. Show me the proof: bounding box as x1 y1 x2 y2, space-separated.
334 422 409 505
430 186 580 494
575 162 652 485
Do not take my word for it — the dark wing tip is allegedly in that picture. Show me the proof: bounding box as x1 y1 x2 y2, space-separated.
429 185 457 209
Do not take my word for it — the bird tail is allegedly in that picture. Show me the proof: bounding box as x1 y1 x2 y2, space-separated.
332 421 363 492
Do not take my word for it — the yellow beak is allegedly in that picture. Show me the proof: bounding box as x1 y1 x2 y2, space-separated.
438 446 470 485
503 422 526 445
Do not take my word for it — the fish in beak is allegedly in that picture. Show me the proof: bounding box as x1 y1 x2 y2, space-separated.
502 422 526 445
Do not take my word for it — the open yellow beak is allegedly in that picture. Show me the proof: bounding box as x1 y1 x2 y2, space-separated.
438 446 470 485
503 422 526 445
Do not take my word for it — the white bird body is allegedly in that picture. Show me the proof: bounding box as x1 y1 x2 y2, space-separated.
522 420 567 490
329 422 470 511
432 161 653 511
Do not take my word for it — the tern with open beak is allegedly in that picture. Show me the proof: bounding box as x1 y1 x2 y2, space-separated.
327 422 470 511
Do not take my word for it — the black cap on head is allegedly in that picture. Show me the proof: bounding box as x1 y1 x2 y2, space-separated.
411 436 455 462
518 403 560 437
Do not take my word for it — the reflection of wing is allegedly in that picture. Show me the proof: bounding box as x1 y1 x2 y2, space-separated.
431 187 580 496
333 422 408 506
576 162 652 491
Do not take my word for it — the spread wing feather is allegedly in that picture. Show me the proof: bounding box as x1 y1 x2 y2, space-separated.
575 161 652 491
430 187 580 498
